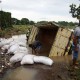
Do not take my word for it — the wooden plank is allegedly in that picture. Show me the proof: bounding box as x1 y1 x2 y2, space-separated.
53 34 69 49
57 28 71 38
49 46 64 57
28 26 38 44
49 28 72 57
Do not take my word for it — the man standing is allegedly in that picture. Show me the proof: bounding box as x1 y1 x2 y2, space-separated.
72 26 80 69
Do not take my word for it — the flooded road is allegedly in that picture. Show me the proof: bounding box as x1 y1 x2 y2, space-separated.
1 51 80 80
2 66 38 80
1 55 73 80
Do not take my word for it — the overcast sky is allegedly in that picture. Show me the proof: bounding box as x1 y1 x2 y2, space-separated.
0 0 80 22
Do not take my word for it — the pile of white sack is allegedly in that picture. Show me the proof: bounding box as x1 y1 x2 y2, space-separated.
0 34 53 66
0 34 28 54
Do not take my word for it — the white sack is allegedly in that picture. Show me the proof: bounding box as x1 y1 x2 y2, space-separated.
7 44 19 54
33 56 53 66
0 42 4 47
10 53 25 63
18 34 27 40
21 55 35 65
0 38 13 47
17 42 26 47
2 38 13 45
5 38 13 44
9 41 17 47
14 49 28 55
10 40 26 47
1 44 10 51
19 46 28 51
12 35 19 40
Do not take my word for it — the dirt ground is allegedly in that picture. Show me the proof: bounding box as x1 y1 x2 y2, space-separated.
0 48 78 80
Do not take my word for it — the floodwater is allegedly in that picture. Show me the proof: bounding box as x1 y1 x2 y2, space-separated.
53 52 80 63
1 55 72 80
2 66 38 80
1 53 80 80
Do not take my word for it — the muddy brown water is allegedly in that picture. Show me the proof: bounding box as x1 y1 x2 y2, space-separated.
1 53 80 80
2 66 38 80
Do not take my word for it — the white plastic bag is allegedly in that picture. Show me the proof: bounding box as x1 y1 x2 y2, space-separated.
21 55 35 65
33 56 53 66
10 53 25 63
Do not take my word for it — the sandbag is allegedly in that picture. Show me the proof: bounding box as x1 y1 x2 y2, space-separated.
6 38 13 44
18 34 27 40
21 55 35 65
10 53 25 63
9 41 17 46
7 44 19 54
33 56 53 66
1 44 10 51
17 42 26 47
0 42 4 47
0 38 13 47
14 49 29 55
12 35 19 40
2 38 13 45
19 46 28 51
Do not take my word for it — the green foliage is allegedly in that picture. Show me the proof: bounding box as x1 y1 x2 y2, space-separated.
29 21 35 25
11 18 35 25
13 25 32 34
0 11 12 30
21 18 29 25
11 18 20 25
70 4 80 19
0 25 32 38
58 21 68 26
70 4 80 26
57 21 75 28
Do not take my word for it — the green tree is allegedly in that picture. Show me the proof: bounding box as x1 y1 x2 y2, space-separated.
21 18 29 25
58 21 68 26
29 21 35 25
68 22 75 26
0 11 12 30
70 4 80 26
11 18 20 25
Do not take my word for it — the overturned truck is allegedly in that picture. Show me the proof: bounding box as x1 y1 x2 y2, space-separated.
28 22 72 57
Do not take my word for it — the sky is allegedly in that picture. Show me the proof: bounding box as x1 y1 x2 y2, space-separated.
0 0 80 22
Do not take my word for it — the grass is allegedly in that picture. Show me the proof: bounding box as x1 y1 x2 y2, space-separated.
0 25 33 38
